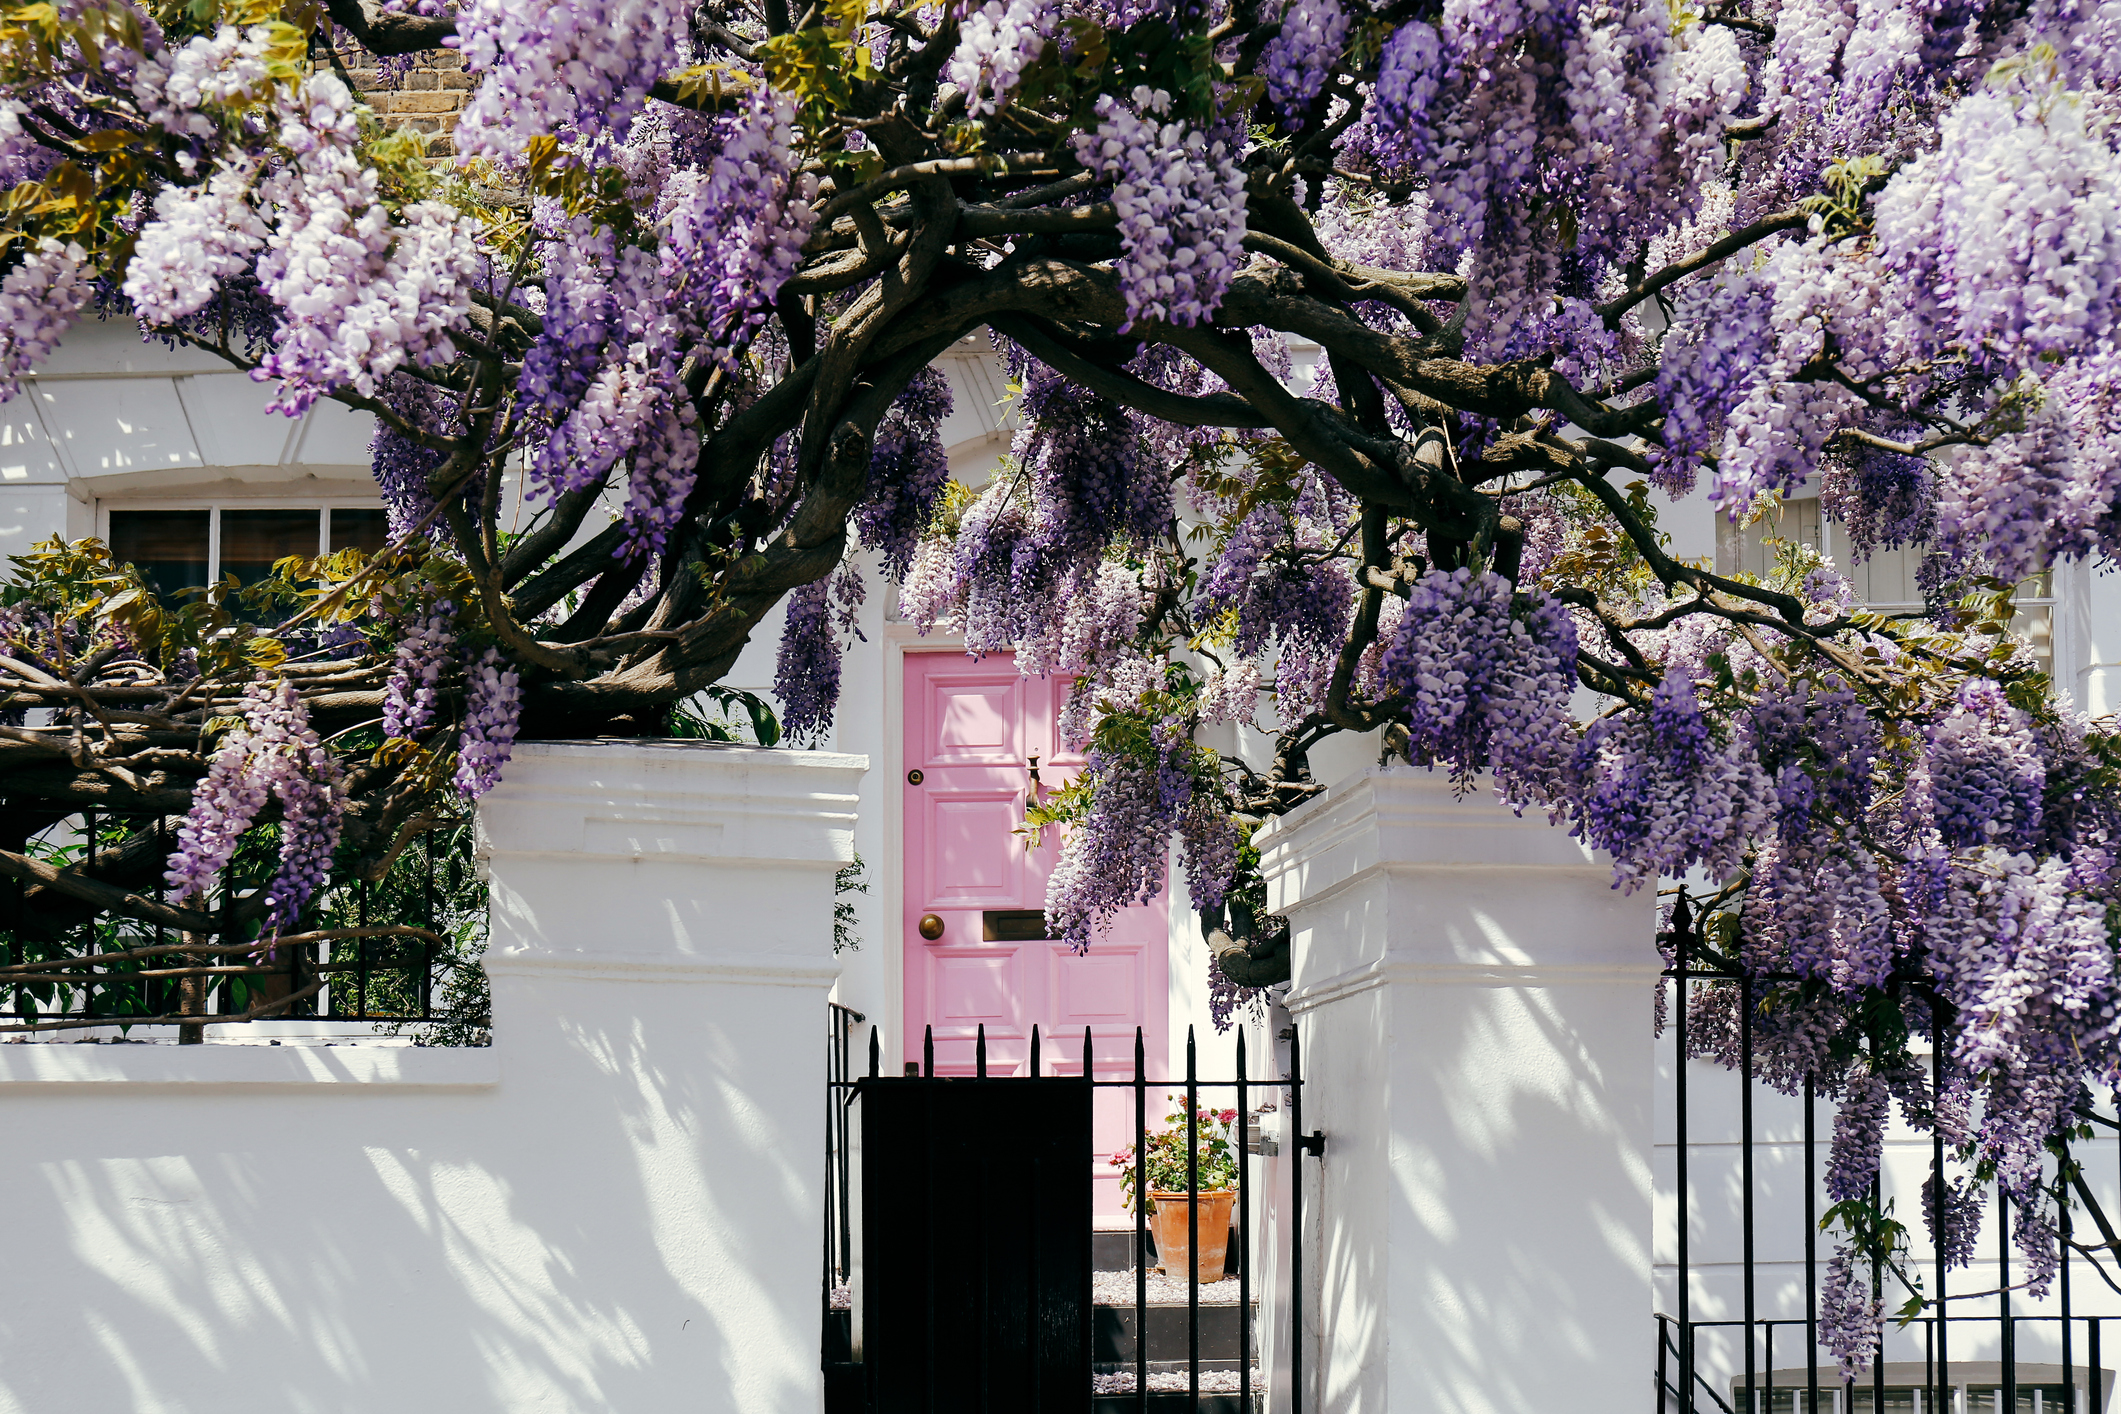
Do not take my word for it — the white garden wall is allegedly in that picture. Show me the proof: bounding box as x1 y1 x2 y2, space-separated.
0 740 862 1414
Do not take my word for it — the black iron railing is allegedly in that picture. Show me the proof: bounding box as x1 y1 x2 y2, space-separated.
0 804 486 1037
1660 906 2117 1414
825 1001 864 1302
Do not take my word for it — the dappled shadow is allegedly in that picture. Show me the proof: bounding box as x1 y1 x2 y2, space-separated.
0 970 824 1413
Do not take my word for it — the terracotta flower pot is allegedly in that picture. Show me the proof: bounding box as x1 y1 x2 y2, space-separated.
1148 1188 1237 1283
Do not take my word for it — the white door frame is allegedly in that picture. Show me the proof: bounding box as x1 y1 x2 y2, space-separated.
879 621 972 1078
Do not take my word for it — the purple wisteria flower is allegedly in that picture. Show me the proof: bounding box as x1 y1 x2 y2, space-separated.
164 677 348 934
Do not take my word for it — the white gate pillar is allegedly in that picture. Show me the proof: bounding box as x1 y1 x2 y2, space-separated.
1256 766 1656 1414
478 740 865 1414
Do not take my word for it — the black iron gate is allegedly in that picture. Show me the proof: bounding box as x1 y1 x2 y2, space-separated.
825 1012 1314 1414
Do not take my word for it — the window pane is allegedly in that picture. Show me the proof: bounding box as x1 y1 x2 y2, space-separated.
2011 603 2054 674
221 508 322 588
329 507 390 557
1741 498 1824 580
108 509 210 602
1854 543 1923 608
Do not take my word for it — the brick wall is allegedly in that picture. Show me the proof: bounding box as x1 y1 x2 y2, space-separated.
343 49 474 157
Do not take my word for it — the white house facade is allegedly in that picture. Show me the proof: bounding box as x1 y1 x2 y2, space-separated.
9 315 2121 1412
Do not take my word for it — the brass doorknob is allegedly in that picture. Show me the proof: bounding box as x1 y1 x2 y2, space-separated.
918 914 946 940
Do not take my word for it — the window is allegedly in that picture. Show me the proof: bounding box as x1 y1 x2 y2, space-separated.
107 509 210 602
105 504 387 602
331 508 389 557
220 509 325 590
1735 498 2055 674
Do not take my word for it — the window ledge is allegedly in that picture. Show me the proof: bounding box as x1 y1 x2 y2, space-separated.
0 1042 498 1089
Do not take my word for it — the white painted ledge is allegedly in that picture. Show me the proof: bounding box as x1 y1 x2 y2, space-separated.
0 1041 498 1089
482 947 843 987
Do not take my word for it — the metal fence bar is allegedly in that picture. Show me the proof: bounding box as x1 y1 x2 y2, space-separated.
2092 1318 2103 1414
977 1023 990 1414
1873 1170 1884 1414
1742 973 1757 1413
421 837 437 1020
1934 1019 1948 1414
353 877 369 1018
1135 1025 1148 1414
1185 1025 1200 1413
82 809 96 1022
1676 903 1694 1414
820 1001 835 1377
1808 1071 1822 1414
1239 1027 1252 1414
1660 1314 1673 1414
2002 1184 2016 1414
2064 1166 2075 1414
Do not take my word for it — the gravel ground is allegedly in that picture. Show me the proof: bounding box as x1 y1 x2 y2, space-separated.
832 1272 1248 1310
1092 1370 1260 1393
1092 1271 1247 1306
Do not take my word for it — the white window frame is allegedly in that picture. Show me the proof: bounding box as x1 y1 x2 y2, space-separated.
94 498 388 580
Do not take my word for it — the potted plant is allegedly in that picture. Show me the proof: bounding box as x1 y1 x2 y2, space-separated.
1111 1096 1242 1282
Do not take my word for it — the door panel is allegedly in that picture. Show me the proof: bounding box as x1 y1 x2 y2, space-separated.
1051 944 1145 1025
903 652 1169 1224
927 795 1023 901
929 681 1020 758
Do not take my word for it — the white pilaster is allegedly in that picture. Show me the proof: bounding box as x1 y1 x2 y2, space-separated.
1256 766 1656 1414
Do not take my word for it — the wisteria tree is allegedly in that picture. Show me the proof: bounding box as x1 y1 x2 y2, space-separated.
4 0 2121 1368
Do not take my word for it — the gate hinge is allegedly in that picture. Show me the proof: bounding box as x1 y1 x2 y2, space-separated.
1297 1130 1326 1158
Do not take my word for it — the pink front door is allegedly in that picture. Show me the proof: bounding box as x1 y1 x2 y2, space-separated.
903 652 1170 1223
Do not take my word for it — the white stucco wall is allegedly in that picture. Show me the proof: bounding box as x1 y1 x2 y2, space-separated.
0 741 862 1414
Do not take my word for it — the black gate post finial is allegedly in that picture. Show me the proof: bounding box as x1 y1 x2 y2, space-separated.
1029 1024 1040 1079
923 1025 935 1078
976 1024 987 1078
868 1025 880 1079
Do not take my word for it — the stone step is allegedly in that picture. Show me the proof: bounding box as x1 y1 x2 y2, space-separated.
1094 1299 1252 1370
1092 1371 1266 1414
1092 1394 1261 1414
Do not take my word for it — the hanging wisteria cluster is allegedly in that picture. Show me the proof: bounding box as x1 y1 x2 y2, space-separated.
0 238 91 398
1071 87 1248 330
6 0 2121 1351
164 677 348 934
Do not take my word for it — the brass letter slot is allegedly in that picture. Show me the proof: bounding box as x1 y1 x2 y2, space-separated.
982 910 1052 942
